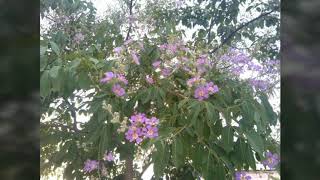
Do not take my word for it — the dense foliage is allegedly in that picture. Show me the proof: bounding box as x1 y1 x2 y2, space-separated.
40 0 280 179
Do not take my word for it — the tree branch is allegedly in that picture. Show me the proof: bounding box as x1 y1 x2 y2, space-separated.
209 9 277 54
64 98 79 132
125 0 134 41
207 18 214 44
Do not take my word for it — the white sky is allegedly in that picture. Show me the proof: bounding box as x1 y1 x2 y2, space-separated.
42 0 280 179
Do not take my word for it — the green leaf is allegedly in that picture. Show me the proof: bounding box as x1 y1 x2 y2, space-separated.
153 141 169 179
50 41 60 55
178 98 189 109
49 66 61 79
172 136 185 168
245 143 257 170
245 130 264 156
89 57 99 64
40 71 51 98
205 102 218 124
40 46 47 56
220 126 234 153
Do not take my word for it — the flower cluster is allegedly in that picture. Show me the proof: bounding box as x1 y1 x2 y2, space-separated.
220 48 280 91
187 76 219 101
235 171 252 180
74 32 85 44
83 151 115 174
125 113 159 144
262 152 279 169
100 72 128 97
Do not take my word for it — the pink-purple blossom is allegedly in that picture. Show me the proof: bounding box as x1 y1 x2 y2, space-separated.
116 73 128 85
159 44 167 51
103 151 115 162
144 125 158 138
205 82 219 94
83 159 99 173
113 47 122 54
131 51 140 65
74 32 84 44
262 152 279 169
161 68 171 77
146 75 154 84
100 72 115 83
112 84 126 97
194 85 209 101
235 171 251 180
152 60 161 68
187 76 200 87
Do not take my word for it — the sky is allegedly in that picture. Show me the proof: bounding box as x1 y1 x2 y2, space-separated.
42 0 280 179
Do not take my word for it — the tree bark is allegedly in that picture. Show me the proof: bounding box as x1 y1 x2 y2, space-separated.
124 157 134 180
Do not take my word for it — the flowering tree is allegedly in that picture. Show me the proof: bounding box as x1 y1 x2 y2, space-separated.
40 0 280 179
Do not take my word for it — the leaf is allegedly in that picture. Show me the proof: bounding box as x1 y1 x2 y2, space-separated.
50 41 60 55
89 57 99 64
220 126 234 153
172 136 185 168
178 98 189 109
40 71 51 98
190 102 202 125
205 102 218 124
245 130 264 156
245 143 257 170
153 141 169 179
40 46 47 56
49 66 61 79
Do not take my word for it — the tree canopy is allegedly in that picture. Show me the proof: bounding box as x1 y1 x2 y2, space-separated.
40 0 280 179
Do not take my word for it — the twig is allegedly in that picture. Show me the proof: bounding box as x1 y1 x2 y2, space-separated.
125 0 134 41
209 9 277 54
64 98 79 132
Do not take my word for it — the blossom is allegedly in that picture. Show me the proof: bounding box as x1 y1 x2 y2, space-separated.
161 68 171 77
249 79 269 91
124 38 133 45
205 82 219 94
103 151 115 162
152 60 161 68
159 44 167 51
74 32 84 44
113 47 122 54
125 127 143 144
194 85 209 101
112 84 126 97
83 160 99 173
100 72 115 83
262 152 280 169
130 113 146 124
116 73 128 85
187 76 200 87
145 117 159 126
167 44 177 54
131 51 140 65
146 75 154 84
235 171 251 180
144 125 158 138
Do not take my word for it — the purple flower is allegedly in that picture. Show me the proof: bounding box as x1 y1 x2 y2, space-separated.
116 73 128 85
146 75 154 84
159 44 167 51
130 113 146 124
194 85 209 101
145 117 159 126
167 44 177 54
113 47 122 54
186 76 200 87
124 38 133 45
249 79 269 91
83 160 99 173
131 51 140 65
145 125 158 138
235 171 251 180
206 82 219 94
262 152 280 169
161 68 171 77
125 126 143 144
74 32 84 44
103 151 115 162
112 84 126 97
176 0 183 8
100 72 114 83
152 60 161 68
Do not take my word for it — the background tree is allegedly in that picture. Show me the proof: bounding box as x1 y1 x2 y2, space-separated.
40 0 280 179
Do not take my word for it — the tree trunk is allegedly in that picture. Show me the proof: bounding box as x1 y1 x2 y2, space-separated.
124 157 134 180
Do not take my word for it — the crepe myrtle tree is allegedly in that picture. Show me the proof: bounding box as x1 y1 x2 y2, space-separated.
40 0 280 179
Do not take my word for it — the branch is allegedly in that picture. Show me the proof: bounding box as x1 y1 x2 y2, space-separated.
64 98 79 132
209 9 277 54
125 0 134 41
207 18 214 44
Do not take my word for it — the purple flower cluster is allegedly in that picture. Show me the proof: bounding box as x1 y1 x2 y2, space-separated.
83 159 99 173
262 152 279 169
131 51 140 65
74 32 85 44
249 79 269 91
158 41 188 54
146 75 154 84
113 47 123 55
100 72 128 97
194 82 219 101
103 151 115 162
235 171 252 180
125 113 159 144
